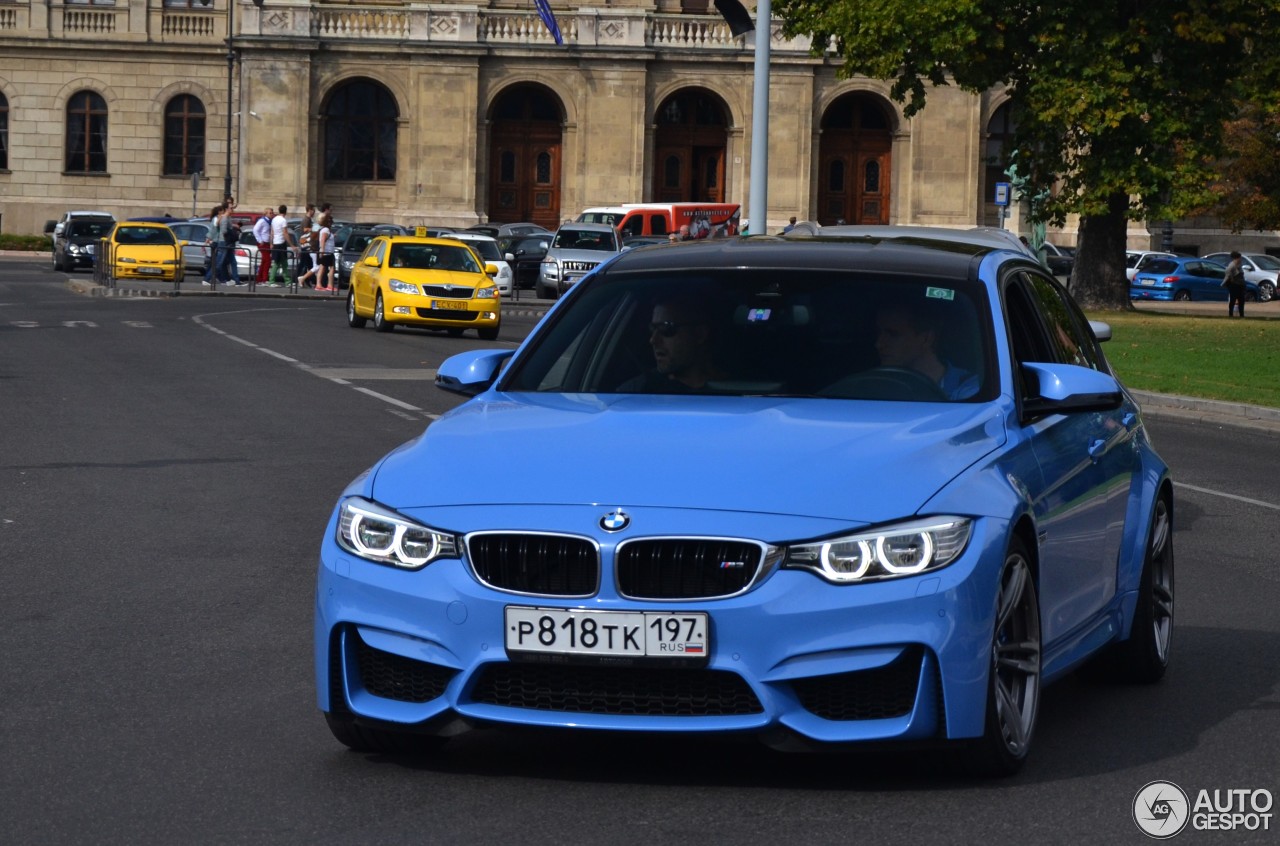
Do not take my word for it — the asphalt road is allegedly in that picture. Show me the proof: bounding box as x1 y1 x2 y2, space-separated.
2 258 1278 845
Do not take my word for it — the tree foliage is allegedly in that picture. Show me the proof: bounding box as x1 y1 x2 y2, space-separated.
772 0 1280 309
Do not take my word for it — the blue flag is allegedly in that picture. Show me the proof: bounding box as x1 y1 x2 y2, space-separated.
534 0 564 45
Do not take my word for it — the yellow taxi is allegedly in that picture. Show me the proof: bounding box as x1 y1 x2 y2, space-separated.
346 235 502 339
107 222 183 283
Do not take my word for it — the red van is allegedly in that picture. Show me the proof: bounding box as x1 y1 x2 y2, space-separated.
577 203 741 240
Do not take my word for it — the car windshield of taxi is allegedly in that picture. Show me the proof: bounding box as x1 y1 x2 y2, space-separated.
346 235 501 340
108 222 182 282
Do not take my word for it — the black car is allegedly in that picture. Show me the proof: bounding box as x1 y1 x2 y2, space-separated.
333 227 385 289
52 216 116 272
505 233 552 290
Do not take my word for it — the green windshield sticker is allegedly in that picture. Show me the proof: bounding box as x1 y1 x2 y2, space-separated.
926 287 955 300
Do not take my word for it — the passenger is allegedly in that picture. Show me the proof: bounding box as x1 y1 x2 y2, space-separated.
872 300 978 400
618 294 725 392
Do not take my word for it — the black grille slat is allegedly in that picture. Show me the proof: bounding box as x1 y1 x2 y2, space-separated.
421 285 472 298
414 308 478 321
617 539 763 599
791 646 924 721
355 636 456 703
471 664 762 716
469 534 598 596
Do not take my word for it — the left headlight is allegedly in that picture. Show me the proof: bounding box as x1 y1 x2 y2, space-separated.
335 497 459 570
388 279 421 295
475 286 498 299
783 516 972 584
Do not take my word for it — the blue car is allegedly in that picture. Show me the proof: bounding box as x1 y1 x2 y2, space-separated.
316 231 1173 775
1131 256 1260 302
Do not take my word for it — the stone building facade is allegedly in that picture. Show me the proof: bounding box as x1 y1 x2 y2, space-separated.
4 0 1256 254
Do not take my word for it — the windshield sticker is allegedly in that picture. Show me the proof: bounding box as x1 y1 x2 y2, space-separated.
926 287 955 301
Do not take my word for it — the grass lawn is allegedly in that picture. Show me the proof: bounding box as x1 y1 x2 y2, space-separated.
1086 310 1280 409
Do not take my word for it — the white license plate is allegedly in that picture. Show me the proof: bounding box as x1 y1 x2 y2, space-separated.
1140 279 1154 285
505 606 708 660
432 299 467 310
138 267 164 275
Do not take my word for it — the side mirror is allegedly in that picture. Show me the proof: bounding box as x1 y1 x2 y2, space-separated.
1020 362 1123 419
435 349 515 397
504 253 516 262
484 263 499 276
44 220 57 235
363 256 380 267
1088 320 1112 342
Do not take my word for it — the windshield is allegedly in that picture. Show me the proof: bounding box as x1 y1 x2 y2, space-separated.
115 226 175 245
388 243 480 272
554 229 617 251
68 220 114 238
502 269 993 402
458 239 501 260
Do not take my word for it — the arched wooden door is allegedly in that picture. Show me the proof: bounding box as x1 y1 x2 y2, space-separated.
653 89 728 203
488 84 563 229
817 94 894 226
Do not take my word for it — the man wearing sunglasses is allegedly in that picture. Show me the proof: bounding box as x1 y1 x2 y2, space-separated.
618 295 724 392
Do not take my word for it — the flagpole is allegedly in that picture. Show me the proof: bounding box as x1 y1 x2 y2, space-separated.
747 0 770 236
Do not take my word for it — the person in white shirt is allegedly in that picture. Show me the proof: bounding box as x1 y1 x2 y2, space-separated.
268 204 296 286
251 208 272 284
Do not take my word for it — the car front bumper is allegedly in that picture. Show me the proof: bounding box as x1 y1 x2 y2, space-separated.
315 507 1007 747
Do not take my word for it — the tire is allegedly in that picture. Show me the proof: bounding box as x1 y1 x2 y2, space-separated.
958 538 1041 777
1090 493 1173 683
1259 281 1275 303
373 292 394 332
346 291 366 328
535 280 551 300
323 713 446 756
1173 290 1191 302
478 324 500 341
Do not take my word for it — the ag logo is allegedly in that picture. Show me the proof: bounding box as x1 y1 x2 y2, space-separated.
600 508 630 532
1133 780 1190 839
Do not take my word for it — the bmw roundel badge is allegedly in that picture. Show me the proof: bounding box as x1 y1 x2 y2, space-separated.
600 508 630 532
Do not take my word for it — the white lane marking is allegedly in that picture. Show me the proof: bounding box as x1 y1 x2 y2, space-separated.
192 308 439 419
1174 481 1280 512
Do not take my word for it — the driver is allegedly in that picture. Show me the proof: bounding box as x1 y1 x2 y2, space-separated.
874 300 979 400
617 294 725 392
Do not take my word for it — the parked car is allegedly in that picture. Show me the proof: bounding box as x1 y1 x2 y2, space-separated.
45 210 115 249
1131 256 1261 302
1040 242 1075 278
346 235 501 339
316 230 1174 776
333 226 382 290
1126 250 1177 281
168 220 215 275
442 231 513 296
1202 252 1278 303
104 222 182 283
51 215 115 272
466 222 551 252
536 221 623 299
505 233 552 290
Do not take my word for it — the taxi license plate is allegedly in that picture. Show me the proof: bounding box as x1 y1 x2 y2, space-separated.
432 299 467 310
138 267 164 275
505 606 708 661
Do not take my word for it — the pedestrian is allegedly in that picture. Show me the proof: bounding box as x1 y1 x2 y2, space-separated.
1224 251 1247 318
252 207 272 284
268 204 296 287
202 204 223 286
216 204 244 286
296 214 318 287
315 213 336 292
782 216 797 234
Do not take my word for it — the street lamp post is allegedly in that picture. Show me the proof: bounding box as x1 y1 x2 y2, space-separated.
224 0 236 201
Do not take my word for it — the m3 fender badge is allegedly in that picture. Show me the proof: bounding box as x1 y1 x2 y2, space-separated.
600 508 630 532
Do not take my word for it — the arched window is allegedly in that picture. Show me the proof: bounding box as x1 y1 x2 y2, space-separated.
323 79 398 181
0 92 8 170
163 94 205 176
66 90 108 173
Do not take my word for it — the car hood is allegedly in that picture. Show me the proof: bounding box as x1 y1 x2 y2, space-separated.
371 393 1007 523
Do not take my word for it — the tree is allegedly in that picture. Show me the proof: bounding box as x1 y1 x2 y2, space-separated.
1199 103 1280 233
772 0 1280 309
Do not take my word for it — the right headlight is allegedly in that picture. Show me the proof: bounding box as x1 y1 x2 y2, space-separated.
335 497 459 570
782 516 972 584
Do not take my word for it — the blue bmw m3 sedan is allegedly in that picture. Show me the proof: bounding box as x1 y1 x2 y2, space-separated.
315 228 1173 776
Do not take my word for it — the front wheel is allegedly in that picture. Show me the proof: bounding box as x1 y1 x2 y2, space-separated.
373 291 394 332
958 538 1041 777
478 324 500 341
346 291 367 328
